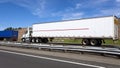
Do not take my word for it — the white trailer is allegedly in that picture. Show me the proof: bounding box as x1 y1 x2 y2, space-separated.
21 16 119 46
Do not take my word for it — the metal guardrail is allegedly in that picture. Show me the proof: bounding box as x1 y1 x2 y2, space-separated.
0 41 120 58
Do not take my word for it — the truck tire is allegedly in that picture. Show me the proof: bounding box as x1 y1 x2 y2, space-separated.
41 38 48 43
82 39 90 45
35 38 39 43
32 38 36 43
36 38 42 43
22 38 26 42
90 39 99 46
97 39 102 46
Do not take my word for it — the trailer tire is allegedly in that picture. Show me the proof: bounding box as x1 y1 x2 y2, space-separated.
82 39 90 45
90 39 98 46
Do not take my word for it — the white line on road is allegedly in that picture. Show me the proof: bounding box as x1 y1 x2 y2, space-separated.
0 50 105 68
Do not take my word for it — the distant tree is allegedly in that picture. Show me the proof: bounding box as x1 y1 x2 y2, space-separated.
4 27 13 30
18 27 22 29
4 27 22 31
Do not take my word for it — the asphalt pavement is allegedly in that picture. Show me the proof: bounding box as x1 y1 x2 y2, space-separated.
0 46 120 68
0 50 102 68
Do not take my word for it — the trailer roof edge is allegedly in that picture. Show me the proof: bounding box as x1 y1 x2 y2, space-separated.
33 15 117 25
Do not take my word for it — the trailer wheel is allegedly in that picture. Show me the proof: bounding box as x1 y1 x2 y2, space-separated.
82 39 90 45
90 39 98 46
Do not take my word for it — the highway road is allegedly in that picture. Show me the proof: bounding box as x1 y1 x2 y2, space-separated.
0 46 120 68
0 50 104 68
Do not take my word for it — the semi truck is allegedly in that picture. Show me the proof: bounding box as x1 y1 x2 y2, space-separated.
21 16 119 46
0 30 18 41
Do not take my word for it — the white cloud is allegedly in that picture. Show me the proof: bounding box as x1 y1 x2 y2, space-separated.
101 9 120 16
51 4 84 20
97 0 120 17
0 0 119 20
62 12 84 20
75 3 82 9
76 0 108 8
96 0 108 3
90 0 108 5
14 0 46 17
58 0 109 20
92 8 120 17
116 0 120 7
51 1 85 20
0 0 46 18
0 26 5 30
116 0 120 2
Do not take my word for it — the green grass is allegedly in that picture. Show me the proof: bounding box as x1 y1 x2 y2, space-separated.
63 38 82 44
104 39 120 45
52 38 81 44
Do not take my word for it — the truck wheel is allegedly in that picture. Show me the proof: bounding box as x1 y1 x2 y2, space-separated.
32 38 36 43
38 38 42 43
82 39 90 45
90 39 98 46
42 38 48 43
36 38 39 43
97 39 102 46
22 38 26 42
36 38 42 43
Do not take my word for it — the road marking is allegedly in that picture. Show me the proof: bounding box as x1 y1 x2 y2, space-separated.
0 50 105 68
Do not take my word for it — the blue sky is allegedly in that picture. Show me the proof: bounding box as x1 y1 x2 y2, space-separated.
0 0 120 30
